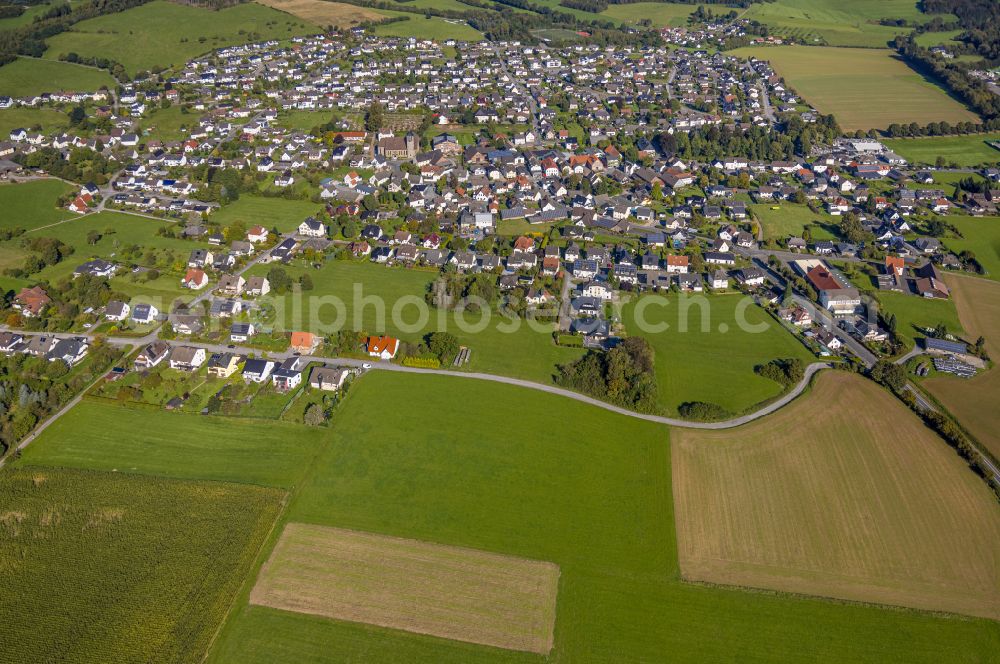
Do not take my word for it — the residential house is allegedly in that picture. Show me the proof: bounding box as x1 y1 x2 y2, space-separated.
367 335 399 360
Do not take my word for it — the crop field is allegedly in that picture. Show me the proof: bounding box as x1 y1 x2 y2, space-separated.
207 371 1000 663
255 0 389 27
673 371 1000 620
730 46 979 131
251 523 560 653
17 400 329 488
943 214 1000 280
249 260 584 383
924 274 1000 459
211 195 322 233
622 292 815 416
0 467 284 664
373 14 484 41
751 202 839 240
875 289 964 349
42 1 318 75
883 133 1000 167
0 56 114 97
741 0 946 48
600 2 695 27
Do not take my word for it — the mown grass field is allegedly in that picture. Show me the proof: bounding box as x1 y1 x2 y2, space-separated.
883 133 1000 167
0 56 114 97
741 0 945 48
672 371 1000 620
251 260 584 383
255 0 388 27
208 371 1000 663
373 14 484 41
730 46 979 131
622 292 815 416
0 467 284 664
751 202 839 240
943 214 1000 280
875 290 965 349
599 1 695 27
42 1 317 75
0 178 76 232
17 400 329 488
211 195 321 234
924 274 1000 460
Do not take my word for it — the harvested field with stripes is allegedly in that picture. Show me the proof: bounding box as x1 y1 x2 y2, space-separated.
250 523 561 653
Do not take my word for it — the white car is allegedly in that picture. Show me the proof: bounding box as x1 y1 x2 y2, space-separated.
361 363 372 369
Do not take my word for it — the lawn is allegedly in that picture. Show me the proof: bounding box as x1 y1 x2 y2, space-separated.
207 371 1000 663
875 290 964 349
622 292 815 416
211 195 322 233
0 56 114 97
600 2 695 27
883 133 1000 167
42 1 318 75
250 259 584 383
741 0 946 48
672 371 1000 620
730 45 979 131
255 0 389 27
751 202 839 241
17 399 329 488
138 104 199 143
0 467 283 664
0 107 68 138
943 214 1000 280
924 274 1000 460
373 14 483 41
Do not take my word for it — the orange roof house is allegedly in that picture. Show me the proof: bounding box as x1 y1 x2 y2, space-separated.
513 236 535 252
366 335 399 360
182 268 208 289
885 255 905 276
290 331 319 353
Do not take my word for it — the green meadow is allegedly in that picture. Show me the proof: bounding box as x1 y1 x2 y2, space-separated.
250 259 584 384
0 57 114 97
207 371 1000 664
943 214 1000 281
752 202 839 241
17 400 330 487
42 1 318 75
0 107 69 138
211 196 322 234
374 13 484 41
742 0 947 48
622 292 815 416
0 179 77 232
875 290 965 349
883 134 1000 167
600 1 696 27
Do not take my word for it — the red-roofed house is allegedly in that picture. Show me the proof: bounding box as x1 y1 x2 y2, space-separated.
367 335 399 360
